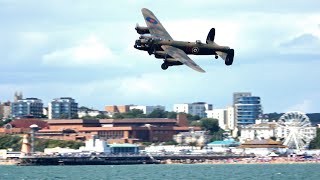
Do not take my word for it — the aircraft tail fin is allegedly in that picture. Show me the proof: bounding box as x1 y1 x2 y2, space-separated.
206 28 215 44
211 42 234 65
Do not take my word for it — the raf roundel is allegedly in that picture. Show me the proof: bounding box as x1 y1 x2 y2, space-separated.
192 47 199 54
146 17 158 24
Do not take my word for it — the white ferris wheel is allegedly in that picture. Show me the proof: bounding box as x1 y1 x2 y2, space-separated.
277 111 316 151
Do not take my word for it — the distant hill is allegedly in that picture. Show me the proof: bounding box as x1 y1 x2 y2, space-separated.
265 113 320 125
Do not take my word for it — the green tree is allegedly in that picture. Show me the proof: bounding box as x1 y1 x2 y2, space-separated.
210 129 225 141
81 115 97 120
147 109 167 118
113 113 125 119
96 114 110 119
0 135 85 152
200 118 220 133
0 118 12 127
167 111 177 119
190 121 201 127
309 128 320 149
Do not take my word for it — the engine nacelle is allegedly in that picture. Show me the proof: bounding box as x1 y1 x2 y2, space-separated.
154 51 166 59
135 26 150 34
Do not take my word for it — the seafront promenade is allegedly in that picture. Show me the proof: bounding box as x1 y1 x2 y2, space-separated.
1 154 318 166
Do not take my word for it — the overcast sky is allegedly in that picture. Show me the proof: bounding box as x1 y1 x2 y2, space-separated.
0 0 319 113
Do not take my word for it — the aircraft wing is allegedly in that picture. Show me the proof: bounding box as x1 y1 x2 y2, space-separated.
141 8 173 40
162 45 205 73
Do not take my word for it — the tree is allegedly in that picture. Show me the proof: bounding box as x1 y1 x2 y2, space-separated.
96 114 110 119
210 129 225 141
167 111 177 119
147 109 167 118
309 128 320 149
190 121 201 127
200 118 220 133
81 115 97 120
112 109 146 119
113 113 125 119
0 118 13 127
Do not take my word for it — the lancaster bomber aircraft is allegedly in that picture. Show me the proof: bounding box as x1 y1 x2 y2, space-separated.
134 8 235 73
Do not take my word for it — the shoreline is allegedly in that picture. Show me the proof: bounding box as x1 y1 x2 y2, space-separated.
1 157 320 166
162 157 320 165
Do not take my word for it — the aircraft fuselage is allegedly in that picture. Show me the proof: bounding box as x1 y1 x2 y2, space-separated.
134 39 230 56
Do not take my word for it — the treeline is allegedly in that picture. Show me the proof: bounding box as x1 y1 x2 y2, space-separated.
0 135 84 152
309 128 320 149
81 109 201 121
266 113 320 124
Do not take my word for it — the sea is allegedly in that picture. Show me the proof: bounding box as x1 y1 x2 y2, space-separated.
1 164 320 180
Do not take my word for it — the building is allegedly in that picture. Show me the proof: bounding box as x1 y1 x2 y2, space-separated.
129 105 165 115
0 101 11 119
239 123 276 143
233 92 251 105
206 106 236 131
0 118 48 135
14 92 23 102
206 139 240 153
48 97 78 119
238 139 287 156
206 108 227 130
226 106 235 130
173 128 210 146
11 98 43 118
36 114 201 143
78 107 107 118
233 92 262 126
173 102 212 118
105 105 131 114
44 136 139 155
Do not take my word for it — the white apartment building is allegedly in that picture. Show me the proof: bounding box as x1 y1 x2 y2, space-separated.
226 106 235 130
129 105 165 115
206 106 236 131
239 123 276 143
173 102 212 118
173 129 210 146
206 109 227 130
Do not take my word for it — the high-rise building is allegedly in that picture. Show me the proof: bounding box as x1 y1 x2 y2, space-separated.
11 98 43 118
173 102 213 118
234 94 262 126
48 97 78 119
233 92 251 104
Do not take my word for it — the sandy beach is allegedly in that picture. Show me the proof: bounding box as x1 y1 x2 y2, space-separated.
163 157 320 165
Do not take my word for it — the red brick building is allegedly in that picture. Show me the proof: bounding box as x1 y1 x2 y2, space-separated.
104 105 131 113
37 114 200 143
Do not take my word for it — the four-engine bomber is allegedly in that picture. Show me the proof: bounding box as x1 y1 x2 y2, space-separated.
134 8 235 73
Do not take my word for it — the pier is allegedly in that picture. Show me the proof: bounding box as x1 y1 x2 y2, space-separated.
18 154 254 166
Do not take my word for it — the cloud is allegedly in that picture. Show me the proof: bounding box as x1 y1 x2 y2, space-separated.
42 35 118 66
285 100 313 113
279 33 320 55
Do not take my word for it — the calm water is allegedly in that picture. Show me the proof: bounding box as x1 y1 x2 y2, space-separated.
1 164 320 180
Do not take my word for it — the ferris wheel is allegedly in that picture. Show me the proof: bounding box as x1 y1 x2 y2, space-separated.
277 111 316 151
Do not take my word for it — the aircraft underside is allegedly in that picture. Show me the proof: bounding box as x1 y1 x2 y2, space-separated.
134 8 235 72
134 38 234 70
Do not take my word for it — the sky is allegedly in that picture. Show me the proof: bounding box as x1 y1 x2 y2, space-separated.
0 0 319 113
